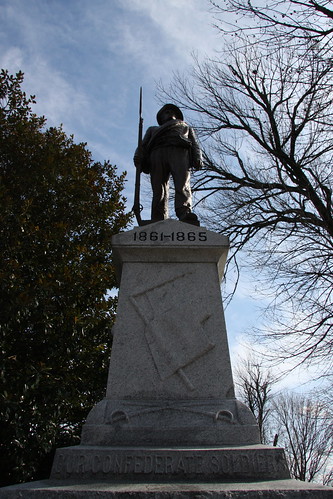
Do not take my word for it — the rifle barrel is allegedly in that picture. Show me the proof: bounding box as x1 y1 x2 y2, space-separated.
138 86 143 147
133 87 143 225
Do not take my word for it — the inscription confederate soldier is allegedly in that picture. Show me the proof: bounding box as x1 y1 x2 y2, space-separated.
134 104 202 224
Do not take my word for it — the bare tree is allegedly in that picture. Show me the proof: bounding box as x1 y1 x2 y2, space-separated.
159 12 333 369
272 392 333 483
323 468 333 487
235 357 276 444
318 381 333 485
210 0 333 48
235 355 333 483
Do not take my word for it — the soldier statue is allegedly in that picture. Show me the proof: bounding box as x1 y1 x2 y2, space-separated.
134 103 202 224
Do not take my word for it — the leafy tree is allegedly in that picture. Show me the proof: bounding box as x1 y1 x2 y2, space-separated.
0 70 131 486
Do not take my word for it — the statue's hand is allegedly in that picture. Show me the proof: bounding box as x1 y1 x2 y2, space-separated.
133 153 142 168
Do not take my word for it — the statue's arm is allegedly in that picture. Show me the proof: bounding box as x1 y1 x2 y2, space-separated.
133 127 155 168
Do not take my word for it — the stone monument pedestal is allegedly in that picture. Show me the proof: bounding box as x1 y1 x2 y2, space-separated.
1 221 331 497
49 220 289 483
2 478 332 498
81 220 260 448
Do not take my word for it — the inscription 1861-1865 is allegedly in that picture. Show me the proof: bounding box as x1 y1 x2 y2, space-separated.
133 231 208 242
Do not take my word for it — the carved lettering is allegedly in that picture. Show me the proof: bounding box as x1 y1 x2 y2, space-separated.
210 455 219 472
133 231 208 243
92 454 100 474
155 455 164 473
195 455 204 473
165 455 173 473
54 450 285 478
77 454 85 473
125 455 133 473
65 457 72 474
176 457 186 473
144 455 153 473
55 453 65 474
114 455 122 473
222 454 230 472
258 453 266 472
102 455 112 473
183 456 192 472
240 454 250 472
134 455 143 473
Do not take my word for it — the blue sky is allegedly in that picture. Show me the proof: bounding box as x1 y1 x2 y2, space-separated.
0 0 320 391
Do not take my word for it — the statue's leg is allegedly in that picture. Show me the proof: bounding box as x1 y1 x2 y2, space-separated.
150 148 170 220
170 148 192 219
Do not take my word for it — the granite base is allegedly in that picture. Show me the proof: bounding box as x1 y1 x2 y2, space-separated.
1 478 332 498
50 445 290 481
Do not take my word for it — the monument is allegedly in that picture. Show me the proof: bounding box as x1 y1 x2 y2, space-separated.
50 219 290 482
48 103 289 480
1 104 332 497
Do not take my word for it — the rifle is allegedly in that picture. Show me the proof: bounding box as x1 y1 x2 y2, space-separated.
132 87 147 226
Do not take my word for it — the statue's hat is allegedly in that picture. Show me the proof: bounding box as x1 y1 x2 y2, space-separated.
157 104 184 125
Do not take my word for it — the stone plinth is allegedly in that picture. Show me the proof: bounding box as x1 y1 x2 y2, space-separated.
48 220 291 483
1 478 333 498
81 220 260 448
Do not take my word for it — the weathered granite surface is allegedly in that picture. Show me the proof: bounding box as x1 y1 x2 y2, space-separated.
50 445 290 481
46 220 290 485
1 478 332 498
81 220 260 448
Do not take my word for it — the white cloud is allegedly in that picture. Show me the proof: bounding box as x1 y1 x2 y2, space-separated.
1 46 23 72
28 63 89 127
84 0 218 84
0 49 90 134
118 0 217 59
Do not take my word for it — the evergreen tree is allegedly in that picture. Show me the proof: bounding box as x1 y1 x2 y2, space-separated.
0 70 131 485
